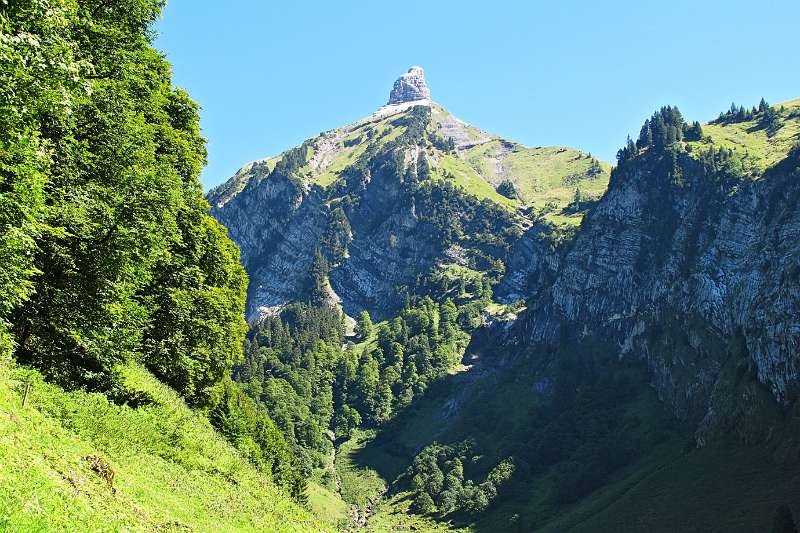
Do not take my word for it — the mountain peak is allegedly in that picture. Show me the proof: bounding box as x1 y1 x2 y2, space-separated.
387 66 431 105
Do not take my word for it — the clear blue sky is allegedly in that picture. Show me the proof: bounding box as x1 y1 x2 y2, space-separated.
155 0 800 189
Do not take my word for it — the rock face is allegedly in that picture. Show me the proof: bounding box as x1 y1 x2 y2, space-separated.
494 145 800 441
208 105 523 322
387 66 431 105
209 160 328 319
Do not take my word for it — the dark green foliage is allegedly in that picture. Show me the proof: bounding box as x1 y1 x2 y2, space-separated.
772 505 799 533
719 102 751 122
236 303 344 467
572 187 583 209
400 344 653 518
291 475 309 507
332 404 361 440
496 180 518 199
761 104 782 134
616 106 756 192
407 441 514 517
617 136 638 164
0 0 304 499
519 349 643 505
394 105 432 145
3 0 247 404
307 249 330 304
322 206 351 262
412 179 520 253
588 158 604 177
209 378 302 490
713 98 782 133
0 0 55 355
0 137 44 359
142 213 248 407
685 120 704 141
633 106 686 153
417 152 431 181
431 134 457 153
356 310 373 340
413 491 437 514
272 141 313 179
234 296 470 469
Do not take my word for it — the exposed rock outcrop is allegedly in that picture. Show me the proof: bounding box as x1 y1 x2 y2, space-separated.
210 164 328 319
387 66 431 105
499 146 800 440
209 104 522 322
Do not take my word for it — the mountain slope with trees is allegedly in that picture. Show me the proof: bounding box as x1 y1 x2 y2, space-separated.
213 85 800 531
0 1 318 530
3 3 800 529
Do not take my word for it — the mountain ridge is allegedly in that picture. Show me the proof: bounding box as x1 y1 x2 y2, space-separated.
209 70 800 530
209 67 611 322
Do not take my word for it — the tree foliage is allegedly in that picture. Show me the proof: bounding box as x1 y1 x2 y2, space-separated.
0 0 310 498
496 179 518 200
234 296 472 469
1 0 247 403
407 441 514 516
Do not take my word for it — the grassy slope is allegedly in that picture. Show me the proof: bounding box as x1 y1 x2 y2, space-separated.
307 481 349 528
463 142 609 205
533 440 800 533
433 153 519 209
206 156 280 208
336 430 388 509
698 98 800 170
0 359 328 532
428 105 611 221
367 491 467 533
210 103 613 224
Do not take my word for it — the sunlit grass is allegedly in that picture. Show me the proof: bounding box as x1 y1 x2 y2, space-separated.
0 359 327 532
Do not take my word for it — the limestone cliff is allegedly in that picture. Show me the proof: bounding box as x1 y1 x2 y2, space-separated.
208 67 607 321
387 66 431 105
496 105 800 441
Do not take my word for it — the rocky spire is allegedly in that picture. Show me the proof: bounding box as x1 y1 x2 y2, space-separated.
387 66 431 105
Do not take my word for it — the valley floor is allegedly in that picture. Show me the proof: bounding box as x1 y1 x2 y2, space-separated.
310 360 800 533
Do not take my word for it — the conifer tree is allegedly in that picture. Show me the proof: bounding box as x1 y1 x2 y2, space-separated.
417 152 431 181
573 187 583 209
307 250 329 304
356 310 374 340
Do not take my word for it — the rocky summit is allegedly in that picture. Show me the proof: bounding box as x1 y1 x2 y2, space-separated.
387 65 431 105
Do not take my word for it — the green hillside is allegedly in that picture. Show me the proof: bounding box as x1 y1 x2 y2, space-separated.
209 103 612 228
0 2 326 530
0 358 327 532
698 98 800 169
5 0 799 528
338 349 800 533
